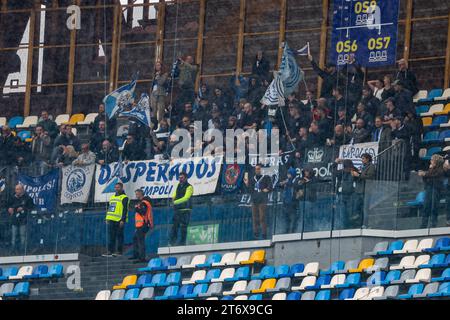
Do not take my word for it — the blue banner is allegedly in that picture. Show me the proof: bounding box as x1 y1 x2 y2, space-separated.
330 0 400 67
221 163 245 193
18 170 59 212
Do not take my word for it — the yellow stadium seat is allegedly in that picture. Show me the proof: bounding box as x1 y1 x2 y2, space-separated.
68 114 85 125
240 250 266 265
422 117 432 126
435 103 450 115
348 258 375 273
251 279 276 293
112 275 137 290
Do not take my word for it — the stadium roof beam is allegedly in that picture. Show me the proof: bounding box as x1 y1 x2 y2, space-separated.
403 0 413 62
236 0 246 75
276 0 287 70
317 0 329 99
195 0 206 92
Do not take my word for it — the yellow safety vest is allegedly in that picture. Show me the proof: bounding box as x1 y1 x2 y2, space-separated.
106 194 128 222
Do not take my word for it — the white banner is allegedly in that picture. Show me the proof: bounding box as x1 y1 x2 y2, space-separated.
61 165 95 204
339 142 379 169
94 156 223 203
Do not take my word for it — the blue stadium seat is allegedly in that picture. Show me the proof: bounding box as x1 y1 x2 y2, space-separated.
144 273 166 287
428 116 448 129
221 296 234 301
224 266 250 282
3 282 29 298
289 264 304 276
431 268 450 282
196 254 222 268
153 257 177 271
249 294 263 300
8 116 24 128
274 265 290 278
315 290 331 300
338 288 355 300
39 264 63 279
379 270 401 285
251 266 275 280
183 284 208 299
427 282 450 298
397 283 424 299
420 89 443 103
123 288 140 300
24 265 48 280
419 254 446 269
422 131 441 144
305 275 331 290
439 130 450 142
421 147 443 160
320 261 345 275
406 192 426 207
196 269 221 284
362 271 386 287
154 285 179 300
172 284 194 299
127 274 152 289
335 273 361 288
138 258 162 272
0 267 18 281
416 105 430 114
377 240 404 255
286 292 301 300
424 237 450 253
159 272 181 287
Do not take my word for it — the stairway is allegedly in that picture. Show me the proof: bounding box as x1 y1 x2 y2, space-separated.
29 254 149 300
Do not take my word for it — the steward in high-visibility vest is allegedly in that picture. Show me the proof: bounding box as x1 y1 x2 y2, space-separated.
169 172 194 246
131 189 153 262
103 183 129 257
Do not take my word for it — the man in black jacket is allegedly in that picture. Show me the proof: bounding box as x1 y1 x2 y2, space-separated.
308 54 338 99
7 184 34 253
37 110 58 140
394 59 418 95
123 135 145 162
244 165 273 239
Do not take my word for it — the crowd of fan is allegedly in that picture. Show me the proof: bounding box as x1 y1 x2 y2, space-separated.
0 52 449 228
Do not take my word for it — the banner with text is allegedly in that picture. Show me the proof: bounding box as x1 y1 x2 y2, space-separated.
339 142 379 169
61 165 95 204
94 157 223 202
18 170 59 212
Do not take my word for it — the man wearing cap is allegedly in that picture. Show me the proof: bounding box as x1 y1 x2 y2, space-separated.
394 59 418 95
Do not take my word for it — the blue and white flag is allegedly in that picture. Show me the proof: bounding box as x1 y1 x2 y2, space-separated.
297 42 310 56
260 72 285 106
119 93 152 128
60 165 95 204
279 43 303 97
0 177 5 193
261 42 304 106
103 79 137 120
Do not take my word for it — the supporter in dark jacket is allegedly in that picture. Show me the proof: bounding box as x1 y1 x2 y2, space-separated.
352 153 376 227
361 86 381 117
37 110 59 140
92 103 117 136
122 135 145 162
96 140 119 165
372 116 392 152
12 138 32 168
280 167 300 234
90 120 112 154
393 80 414 115
7 184 34 252
394 59 418 95
252 51 271 83
333 159 357 228
419 155 446 228
0 126 17 166
308 54 338 99
351 118 371 144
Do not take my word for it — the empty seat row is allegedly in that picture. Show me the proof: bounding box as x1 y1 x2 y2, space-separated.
138 250 266 273
422 130 450 144
414 88 450 104
422 115 450 128
0 264 64 281
0 282 30 299
365 238 450 257
418 103 450 117
0 113 98 129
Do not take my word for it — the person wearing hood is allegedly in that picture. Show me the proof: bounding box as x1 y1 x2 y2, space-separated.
280 167 301 234
297 167 318 231
333 158 357 229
